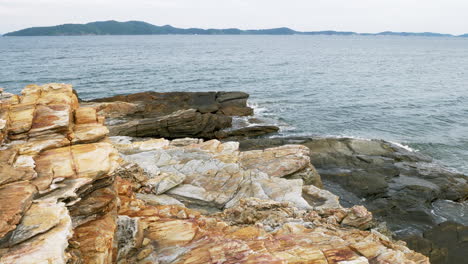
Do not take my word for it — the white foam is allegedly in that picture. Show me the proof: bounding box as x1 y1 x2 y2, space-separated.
389 141 417 152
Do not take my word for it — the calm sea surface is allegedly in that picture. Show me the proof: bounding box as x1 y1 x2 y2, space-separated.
1 35 468 173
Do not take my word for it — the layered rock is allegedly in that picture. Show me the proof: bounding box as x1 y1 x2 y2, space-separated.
239 136 468 264
84 91 279 139
0 84 119 264
0 84 429 264
115 178 429 264
111 137 323 211
90 91 254 116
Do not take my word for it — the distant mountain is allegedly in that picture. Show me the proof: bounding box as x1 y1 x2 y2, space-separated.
2 20 465 37
375 31 454 37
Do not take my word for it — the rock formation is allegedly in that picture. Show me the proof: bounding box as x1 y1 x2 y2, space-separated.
83 91 278 139
239 137 468 264
0 84 429 263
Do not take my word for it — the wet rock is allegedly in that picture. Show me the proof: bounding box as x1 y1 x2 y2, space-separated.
239 136 468 263
406 221 468 264
217 125 279 139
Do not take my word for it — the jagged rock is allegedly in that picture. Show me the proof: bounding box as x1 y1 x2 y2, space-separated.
0 85 431 264
91 91 253 117
136 193 185 207
239 136 468 263
0 181 37 239
0 203 72 264
87 91 269 140
68 212 117 264
108 109 232 139
33 142 119 191
0 84 118 263
6 202 68 246
116 184 429 264
115 138 320 210
302 184 341 209
240 144 322 186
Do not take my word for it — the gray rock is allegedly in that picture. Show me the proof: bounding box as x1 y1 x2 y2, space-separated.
238 136 468 264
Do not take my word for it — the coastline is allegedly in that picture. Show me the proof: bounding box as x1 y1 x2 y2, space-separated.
1 84 466 263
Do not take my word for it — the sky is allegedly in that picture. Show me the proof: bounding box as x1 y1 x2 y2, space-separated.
1 0 468 35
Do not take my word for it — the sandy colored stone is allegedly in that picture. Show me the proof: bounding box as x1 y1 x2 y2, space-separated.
7 202 68 246
75 107 98 124
29 104 72 136
69 212 117 264
0 181 37 239
7 102 35 135
33 146 75 190
72 123 109 144
146 219 197 247
239 144 311 177
82 101 143 119
72 142 119 179
0 203 72 264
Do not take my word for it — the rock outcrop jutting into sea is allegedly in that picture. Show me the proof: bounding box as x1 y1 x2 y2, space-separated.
0 84 430 263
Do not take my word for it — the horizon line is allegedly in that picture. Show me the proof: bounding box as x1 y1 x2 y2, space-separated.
2 20 467 37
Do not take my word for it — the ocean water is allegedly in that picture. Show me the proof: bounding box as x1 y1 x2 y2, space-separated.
1 35 468 173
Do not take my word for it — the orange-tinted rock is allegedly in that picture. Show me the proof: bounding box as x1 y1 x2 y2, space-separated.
75 107 98 124
7 103 35 135
0 147 36 186
29 104 72 136
0 181 37 239
33 146 75 190
71 142 119 179
69 212 117 264
72 123 109 144
0 203 73 264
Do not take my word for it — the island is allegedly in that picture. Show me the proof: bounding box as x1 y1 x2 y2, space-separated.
3 20 466 37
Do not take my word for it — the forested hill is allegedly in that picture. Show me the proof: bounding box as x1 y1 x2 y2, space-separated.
3 20 465 37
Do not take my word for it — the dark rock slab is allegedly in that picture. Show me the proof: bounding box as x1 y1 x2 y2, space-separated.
217 125 279 139
91 91 252 117
108 109 232 139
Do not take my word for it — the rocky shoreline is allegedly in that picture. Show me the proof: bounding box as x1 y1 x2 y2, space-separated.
0 83 464 263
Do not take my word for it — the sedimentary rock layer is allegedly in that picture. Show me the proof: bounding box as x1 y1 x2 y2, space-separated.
84 91 279 139
0 84 429 264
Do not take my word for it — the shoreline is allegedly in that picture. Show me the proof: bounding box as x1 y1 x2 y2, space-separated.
0 84 466 263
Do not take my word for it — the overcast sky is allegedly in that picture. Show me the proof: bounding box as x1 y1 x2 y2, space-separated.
1 0 468 35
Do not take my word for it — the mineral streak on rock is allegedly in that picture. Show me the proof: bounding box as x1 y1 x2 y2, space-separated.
0 84 429 264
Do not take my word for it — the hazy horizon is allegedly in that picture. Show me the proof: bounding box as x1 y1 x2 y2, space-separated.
1 0 468 35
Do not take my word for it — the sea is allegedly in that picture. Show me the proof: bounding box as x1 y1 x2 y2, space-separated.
1 35 468 174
